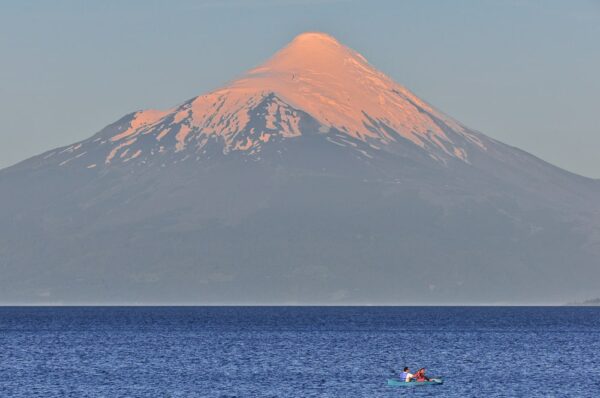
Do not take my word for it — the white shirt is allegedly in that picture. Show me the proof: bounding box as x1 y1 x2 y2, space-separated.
405 372 414 382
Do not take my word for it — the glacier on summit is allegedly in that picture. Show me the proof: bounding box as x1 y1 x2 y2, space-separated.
48 32 484 171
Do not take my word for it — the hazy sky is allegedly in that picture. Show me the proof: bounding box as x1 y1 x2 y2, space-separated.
1 0 599 177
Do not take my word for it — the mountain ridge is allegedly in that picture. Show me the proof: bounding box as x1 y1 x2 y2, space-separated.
27 32 491 173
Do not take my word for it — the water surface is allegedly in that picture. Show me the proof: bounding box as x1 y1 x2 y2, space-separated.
1 307 599 397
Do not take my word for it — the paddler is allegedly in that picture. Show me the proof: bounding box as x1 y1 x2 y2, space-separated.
399 367 414 382
414 368 431 382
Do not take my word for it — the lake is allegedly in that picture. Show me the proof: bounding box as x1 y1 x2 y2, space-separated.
1 306 599 397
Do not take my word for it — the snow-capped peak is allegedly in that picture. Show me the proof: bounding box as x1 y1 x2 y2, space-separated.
232 31 470 147
54 32 487 168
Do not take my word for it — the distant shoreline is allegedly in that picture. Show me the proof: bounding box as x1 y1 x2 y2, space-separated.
1 303 600 307
565 298 600 306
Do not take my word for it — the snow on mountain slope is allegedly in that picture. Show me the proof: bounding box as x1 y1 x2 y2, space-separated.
228 32 483 150
45 32 488 170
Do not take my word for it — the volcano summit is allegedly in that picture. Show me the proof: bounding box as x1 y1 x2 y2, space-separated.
1 32 599 304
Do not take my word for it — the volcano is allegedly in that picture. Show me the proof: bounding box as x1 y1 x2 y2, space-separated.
1 32 599 304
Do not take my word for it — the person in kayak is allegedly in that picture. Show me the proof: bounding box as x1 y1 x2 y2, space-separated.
414 368 431 382
399 367 414 382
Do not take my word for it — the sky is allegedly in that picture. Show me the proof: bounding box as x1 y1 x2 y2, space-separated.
1 0 599 177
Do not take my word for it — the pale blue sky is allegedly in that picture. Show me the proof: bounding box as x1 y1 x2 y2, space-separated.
1 0 599 177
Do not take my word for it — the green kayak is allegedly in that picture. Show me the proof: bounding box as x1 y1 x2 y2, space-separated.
387 378 443 386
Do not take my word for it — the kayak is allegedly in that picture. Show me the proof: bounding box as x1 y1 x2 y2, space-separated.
387 378 443 386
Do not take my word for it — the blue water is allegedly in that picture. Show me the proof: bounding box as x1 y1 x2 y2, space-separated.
1 307 599 397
